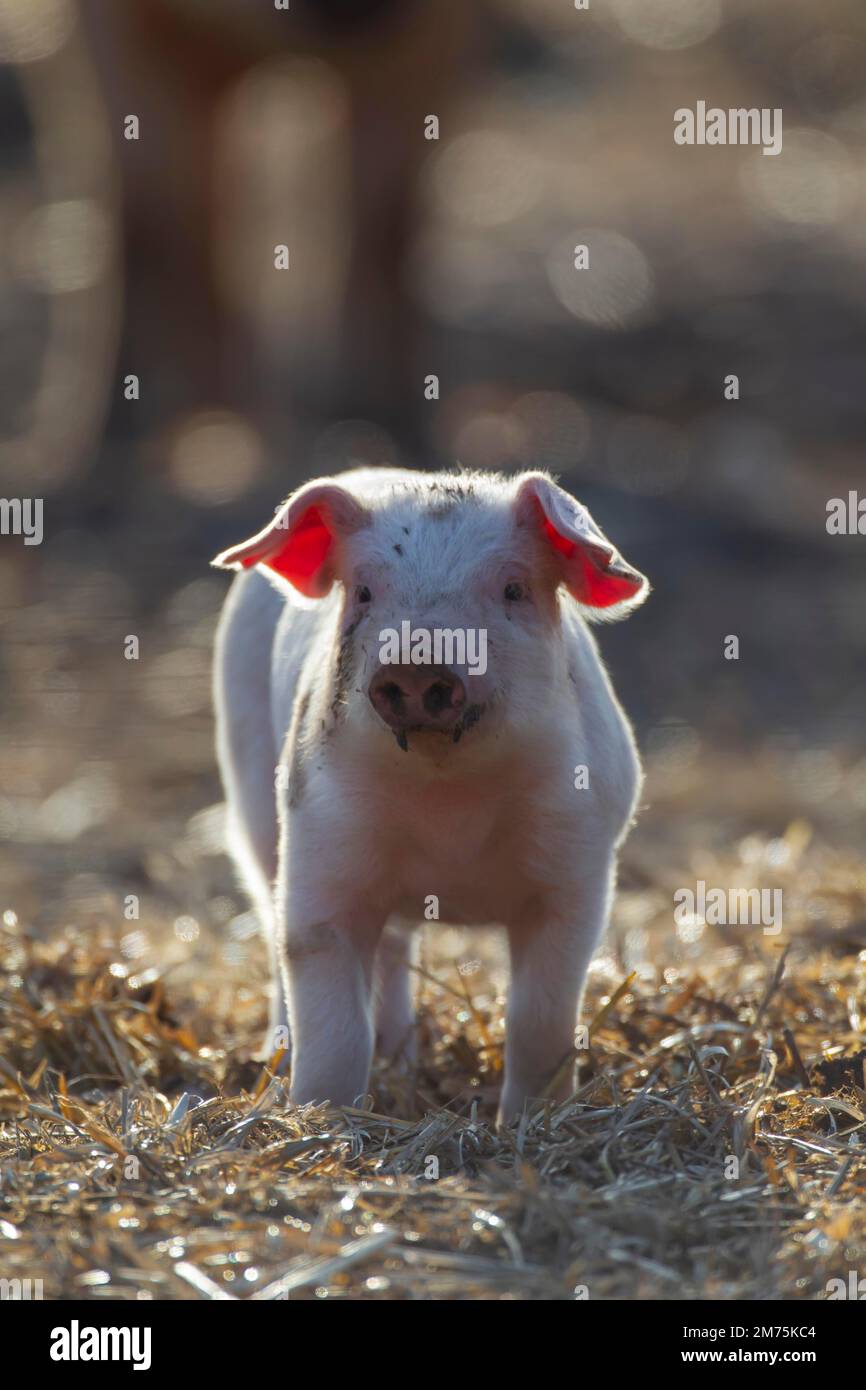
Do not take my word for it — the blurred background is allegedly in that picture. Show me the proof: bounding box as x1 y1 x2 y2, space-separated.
0 0 864 957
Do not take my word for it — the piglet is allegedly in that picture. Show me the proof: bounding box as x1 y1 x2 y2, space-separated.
212 468 649 1122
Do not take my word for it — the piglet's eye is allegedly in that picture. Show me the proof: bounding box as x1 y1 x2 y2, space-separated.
503 581 525 601
356 585 372 603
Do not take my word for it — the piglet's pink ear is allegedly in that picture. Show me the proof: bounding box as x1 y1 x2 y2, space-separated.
211 480 369 598
515 473 649 618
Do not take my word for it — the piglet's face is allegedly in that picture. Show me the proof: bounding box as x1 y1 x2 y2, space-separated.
213 470 649 757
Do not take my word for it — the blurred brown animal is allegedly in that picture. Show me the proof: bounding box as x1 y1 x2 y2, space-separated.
78 0 476 441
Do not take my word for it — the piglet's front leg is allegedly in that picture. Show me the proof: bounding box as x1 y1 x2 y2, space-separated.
280 890 385 1108
499 859 614 1125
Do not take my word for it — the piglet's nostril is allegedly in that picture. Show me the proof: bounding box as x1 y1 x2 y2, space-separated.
423 677 464 717
379 680 405 715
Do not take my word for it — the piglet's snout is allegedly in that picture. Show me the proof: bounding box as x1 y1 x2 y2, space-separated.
368 663 467 731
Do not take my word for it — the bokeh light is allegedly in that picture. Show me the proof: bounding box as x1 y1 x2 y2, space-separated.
547 230 654 328
741 127 857 230
430 129 543 229
168 412 264 506
13 199 111 293
0 0 74 64
610 0 722 51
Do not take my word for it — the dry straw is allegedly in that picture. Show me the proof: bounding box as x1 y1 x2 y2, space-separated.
1 863 865 1301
